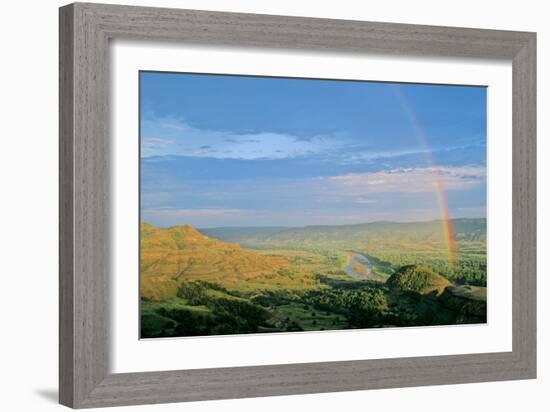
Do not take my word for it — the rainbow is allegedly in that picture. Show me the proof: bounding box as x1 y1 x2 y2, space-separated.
392 85 457 272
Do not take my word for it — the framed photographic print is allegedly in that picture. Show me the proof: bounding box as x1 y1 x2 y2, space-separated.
59 2 536 408
138 72 489 338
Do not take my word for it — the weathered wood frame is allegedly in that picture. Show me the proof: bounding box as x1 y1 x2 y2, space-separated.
59 2 536 408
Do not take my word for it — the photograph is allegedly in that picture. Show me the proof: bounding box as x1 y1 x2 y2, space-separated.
139 72 488 338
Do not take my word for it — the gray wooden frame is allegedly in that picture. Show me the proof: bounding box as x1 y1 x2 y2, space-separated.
59 2 536 409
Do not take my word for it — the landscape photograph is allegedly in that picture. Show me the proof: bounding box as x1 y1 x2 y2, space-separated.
139 71 487 338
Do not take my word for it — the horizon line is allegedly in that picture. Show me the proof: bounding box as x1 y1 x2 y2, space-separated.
141 216 487 230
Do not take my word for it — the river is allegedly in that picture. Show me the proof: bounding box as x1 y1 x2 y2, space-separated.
344 252 373 279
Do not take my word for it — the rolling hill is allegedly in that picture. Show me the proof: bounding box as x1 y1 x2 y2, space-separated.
386 264 452 295
140 223 290 300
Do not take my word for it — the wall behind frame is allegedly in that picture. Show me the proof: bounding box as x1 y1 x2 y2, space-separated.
0 1 546 411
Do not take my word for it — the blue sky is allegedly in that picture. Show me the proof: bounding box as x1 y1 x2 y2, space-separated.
140 72 487 228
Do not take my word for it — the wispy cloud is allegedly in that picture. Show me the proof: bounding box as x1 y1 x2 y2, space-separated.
327 166 485 194
141 117 344 160
140 166 486 225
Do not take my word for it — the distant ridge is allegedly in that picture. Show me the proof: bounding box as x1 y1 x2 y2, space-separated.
201 218 487 247
201 218 486 232
199 226 291 242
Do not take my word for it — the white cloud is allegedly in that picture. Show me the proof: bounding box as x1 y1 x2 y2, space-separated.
327 166 485 194
141 117 343 160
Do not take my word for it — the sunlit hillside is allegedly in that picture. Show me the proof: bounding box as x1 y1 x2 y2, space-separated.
140 224 337 300
140 224 295 300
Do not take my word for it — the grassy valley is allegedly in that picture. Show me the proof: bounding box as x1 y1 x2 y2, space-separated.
203 219 487 285
141 219 487 338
